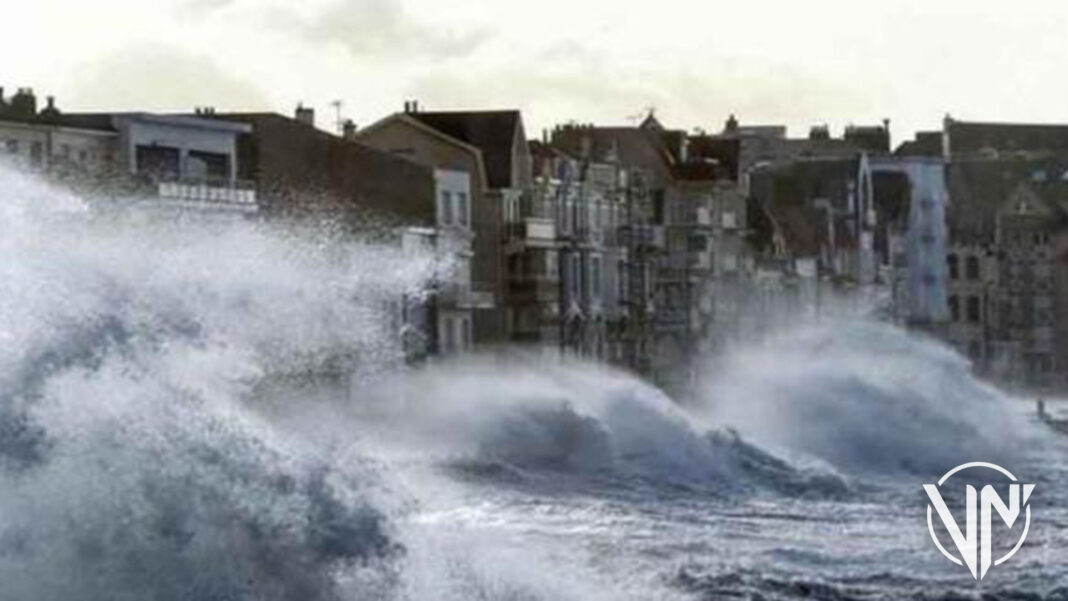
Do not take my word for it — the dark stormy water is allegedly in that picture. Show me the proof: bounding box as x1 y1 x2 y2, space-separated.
0 164 1065 601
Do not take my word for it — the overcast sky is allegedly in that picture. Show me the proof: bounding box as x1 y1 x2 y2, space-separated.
4 0 1066 147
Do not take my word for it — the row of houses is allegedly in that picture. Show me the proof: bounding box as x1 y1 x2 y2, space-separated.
898 117 1068 393
5 84 1068 394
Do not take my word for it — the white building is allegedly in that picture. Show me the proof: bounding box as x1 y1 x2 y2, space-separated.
873 156 950 326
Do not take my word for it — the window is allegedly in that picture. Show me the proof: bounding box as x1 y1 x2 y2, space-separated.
456 192 468 226
570 254 581 299
187 150 229 180
949 295 960 322
4 140 17 154
439 191 452 226
967 296 981 323
947 254 959 280
591 256 602 299
442 317 455 354
135 145 180 180
965 256 980 280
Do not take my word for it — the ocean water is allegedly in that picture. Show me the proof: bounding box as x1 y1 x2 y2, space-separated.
0 165 1065 600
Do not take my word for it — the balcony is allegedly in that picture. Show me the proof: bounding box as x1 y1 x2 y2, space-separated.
506 217 556 244
156 178 257 213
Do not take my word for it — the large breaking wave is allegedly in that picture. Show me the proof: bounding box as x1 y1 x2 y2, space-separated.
698 321 1041 477
0 165 430 601
0 163 1053 600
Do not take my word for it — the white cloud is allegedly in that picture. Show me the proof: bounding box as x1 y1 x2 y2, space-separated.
6 0 1068 143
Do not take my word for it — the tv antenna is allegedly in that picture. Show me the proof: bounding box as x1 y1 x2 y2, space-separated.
330 99 344 135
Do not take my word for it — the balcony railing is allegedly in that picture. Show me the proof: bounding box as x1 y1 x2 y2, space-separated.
506 218 556 243
156 177 257 212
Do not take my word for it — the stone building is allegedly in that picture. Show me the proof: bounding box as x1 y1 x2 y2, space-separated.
549 117 671 377
355 104 531 347
987 180 1068 390
518 141 627 360
931 118 1068 391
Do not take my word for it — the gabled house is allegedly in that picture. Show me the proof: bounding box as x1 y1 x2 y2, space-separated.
355 104 532 346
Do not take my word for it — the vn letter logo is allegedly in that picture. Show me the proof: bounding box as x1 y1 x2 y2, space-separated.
924 462 1034 580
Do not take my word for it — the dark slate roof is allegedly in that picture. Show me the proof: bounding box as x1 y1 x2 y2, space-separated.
947 120 1068 156
748 158 862 257
843 125 890 154
1022 179 1068 215
0 111 116 132
946 157 1068 243
767 203 828 256
53 113 117 131
688 135 740 180
895 131 942 157
409 110 520 189
549 125 675 183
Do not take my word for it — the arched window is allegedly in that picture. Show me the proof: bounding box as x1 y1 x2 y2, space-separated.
949 295 960 321
965 256 980 280
947 254 959 280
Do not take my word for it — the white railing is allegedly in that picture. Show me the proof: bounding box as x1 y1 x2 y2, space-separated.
157 179 257 211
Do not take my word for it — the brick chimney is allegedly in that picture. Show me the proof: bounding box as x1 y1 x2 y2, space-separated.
10 88 36 118
295 103 315 127
342 119 358 140
38 95 61 122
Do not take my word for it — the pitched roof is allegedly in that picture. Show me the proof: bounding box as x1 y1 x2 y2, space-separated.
947 120 1068 157
1009 179 1068 218
766 203 828 257
895 131 942 157
946 157 1068 243
687 135 740 180
408 110 521 188
549 125 675 183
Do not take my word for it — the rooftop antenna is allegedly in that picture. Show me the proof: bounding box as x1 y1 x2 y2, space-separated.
330 99 344 135
626 105 657 126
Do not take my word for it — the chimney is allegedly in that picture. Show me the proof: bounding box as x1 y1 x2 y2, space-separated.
580 134 592 159
295 103 315 127
39 95 61 121
342 119 358 140
725 114 739 134
11 87 36 118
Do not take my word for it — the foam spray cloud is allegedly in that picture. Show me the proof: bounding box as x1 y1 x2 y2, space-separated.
0 164 434 601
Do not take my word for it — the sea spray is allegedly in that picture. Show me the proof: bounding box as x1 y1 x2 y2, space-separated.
697 320 1044 476
0 164 432 600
